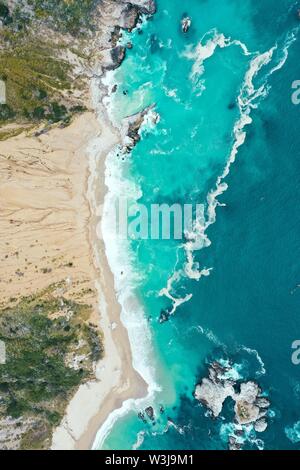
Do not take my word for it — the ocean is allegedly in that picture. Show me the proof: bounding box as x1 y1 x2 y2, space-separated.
95 0 300 450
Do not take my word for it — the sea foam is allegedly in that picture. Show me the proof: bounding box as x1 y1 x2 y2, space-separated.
182 31 297 286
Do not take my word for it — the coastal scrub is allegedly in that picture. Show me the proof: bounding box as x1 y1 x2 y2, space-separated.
0 285 104 449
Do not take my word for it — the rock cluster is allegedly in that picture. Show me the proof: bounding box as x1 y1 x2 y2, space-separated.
138 404 165 425
195 361 270 449
101 1 156 71
120 0 157 16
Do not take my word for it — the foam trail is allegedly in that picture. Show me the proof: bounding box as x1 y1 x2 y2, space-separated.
241 346 266 376
182 29 252 94
183 30 297 282
161 30 296 307
285 421 300 444
189 325 226 349
159 271 193 315
132 431 146 450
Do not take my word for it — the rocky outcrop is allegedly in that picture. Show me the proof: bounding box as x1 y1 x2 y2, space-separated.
119 0 156 16
195 361 235 417
195 360 271 449
121 104 159 151
117 0 156 32
100 1 156 71
138 406 156 424
108 45 127 70
119 3 141 31
228 436 243 451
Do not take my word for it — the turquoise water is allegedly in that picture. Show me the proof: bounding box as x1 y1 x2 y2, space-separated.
98 0 300 450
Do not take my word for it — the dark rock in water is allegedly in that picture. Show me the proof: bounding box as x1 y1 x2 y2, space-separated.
160 405 165 414
181 16 192 33
121 104 158 152
126 42 133 49
138 411 147 423
107 46 126 71
145 406 155 420
111 84 118 94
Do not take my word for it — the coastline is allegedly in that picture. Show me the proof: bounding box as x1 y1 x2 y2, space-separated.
0 110 141 449
51 1 157 444
71 2 159 450
0 0 156 450
51 89 148 450
1 0 298 452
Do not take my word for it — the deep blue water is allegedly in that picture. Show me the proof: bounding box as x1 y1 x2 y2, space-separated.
97 0 300 450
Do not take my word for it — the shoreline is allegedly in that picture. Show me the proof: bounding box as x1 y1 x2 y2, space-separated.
41 0 158 450
0 0 157 451
78 85 149 449
51 89 148 449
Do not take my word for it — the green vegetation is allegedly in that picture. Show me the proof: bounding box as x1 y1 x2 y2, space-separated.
30 0 98 36
1 0 98 36
0 42 72 124
0 285 103 449
0 2 12 25
0 0 96 132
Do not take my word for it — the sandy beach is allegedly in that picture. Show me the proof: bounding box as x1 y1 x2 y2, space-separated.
52 104 148 450
0 108 147 450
